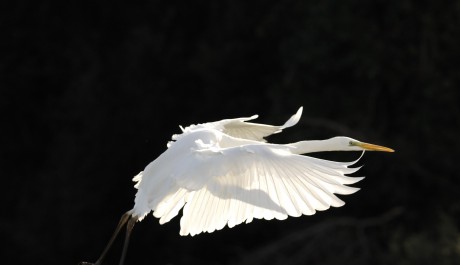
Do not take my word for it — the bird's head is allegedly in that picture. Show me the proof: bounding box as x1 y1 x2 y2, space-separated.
332 136 395 152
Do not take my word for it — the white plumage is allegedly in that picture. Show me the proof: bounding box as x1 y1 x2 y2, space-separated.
130 107 391 236
80 107 394 265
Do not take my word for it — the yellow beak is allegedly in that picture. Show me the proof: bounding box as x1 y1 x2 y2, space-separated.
357 142 395 152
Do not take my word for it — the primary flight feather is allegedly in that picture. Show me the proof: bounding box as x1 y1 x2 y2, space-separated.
80 107 394 265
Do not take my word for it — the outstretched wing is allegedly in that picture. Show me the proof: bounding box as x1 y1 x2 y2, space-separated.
169 107 303 147
149 141 363 236
214 107 303 141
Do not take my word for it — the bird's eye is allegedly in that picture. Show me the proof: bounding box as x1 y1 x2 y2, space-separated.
349 141 353 146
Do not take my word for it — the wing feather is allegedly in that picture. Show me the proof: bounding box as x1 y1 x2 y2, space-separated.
212 180 226 230
288 165 331 210
215 107 303 141
262 158 288 220
157 188 187 224
168 143 363 235
273 158 303 217
271 158 299 217
290 160 348 207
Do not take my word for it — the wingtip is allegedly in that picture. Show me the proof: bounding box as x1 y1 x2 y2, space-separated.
297 106 303 115
280 106 304 129
292 106 303 122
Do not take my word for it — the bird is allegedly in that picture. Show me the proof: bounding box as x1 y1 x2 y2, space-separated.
80 107 394 265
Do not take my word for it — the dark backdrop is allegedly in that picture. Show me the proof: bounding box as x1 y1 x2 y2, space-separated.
2 1 459 265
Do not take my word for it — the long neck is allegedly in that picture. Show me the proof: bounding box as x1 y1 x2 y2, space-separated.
289 139 343 154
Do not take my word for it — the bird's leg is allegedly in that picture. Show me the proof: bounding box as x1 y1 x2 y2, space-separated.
79 212 131 265
118 216 137 265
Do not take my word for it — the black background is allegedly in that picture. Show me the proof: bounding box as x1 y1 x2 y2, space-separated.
2 1 460 265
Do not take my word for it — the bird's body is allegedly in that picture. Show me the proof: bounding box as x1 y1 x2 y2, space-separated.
80 107 394 265
129 107 391 236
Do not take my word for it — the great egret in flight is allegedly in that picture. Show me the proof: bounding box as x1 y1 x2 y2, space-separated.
80 107 393 265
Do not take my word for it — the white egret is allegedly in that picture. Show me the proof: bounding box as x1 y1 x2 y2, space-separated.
80 107 394 265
